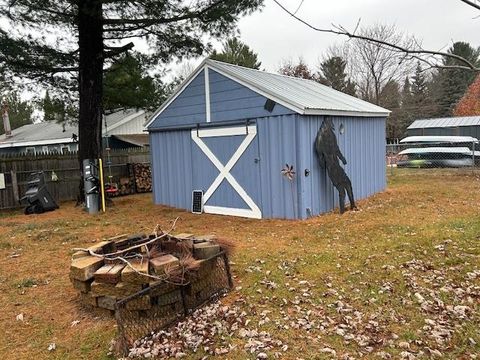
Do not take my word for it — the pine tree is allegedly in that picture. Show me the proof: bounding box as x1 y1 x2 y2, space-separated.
103 53 165 112
318 56 356 96
399 76 414 131
379 80 402 140
42 90 77 123
432 42 480 116
410 62 432 119
0 0 264 185
0 92 34 134
210 38 261 69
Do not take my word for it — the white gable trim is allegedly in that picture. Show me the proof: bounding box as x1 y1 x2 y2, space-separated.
205 66 211 123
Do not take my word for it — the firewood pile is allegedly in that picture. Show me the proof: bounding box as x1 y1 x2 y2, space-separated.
132 163 152 193
117 177 135 196
69 226 231 316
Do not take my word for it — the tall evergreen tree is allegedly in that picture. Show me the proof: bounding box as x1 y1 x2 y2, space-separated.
410 62 433 119
431 42 480 116
379 80 402 140
42 90 75 123
318 56 356 96
210 38 261 69
0 0 264 188
0 92 34 134
399 76 414 131
103 53 165 112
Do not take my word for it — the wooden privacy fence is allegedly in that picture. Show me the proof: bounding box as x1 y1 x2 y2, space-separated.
0 148 151 210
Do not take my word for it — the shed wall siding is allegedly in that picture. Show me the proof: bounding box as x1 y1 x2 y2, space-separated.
150 130 193 210
256 115 301 219
208 70 295 122
148 69 296 130
150 117 300 219
298 116 386 218
149 70 206 129
150 115 387 219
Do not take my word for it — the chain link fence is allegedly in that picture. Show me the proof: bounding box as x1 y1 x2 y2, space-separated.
386 141 479 174
114 252 233 357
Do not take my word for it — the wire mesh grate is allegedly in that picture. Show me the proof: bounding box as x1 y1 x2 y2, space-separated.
114 252 232 356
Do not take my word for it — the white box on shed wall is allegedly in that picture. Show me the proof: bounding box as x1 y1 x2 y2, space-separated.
0 173 5 190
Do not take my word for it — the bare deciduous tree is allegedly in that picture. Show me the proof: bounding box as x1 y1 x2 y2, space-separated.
343 24 415 105
272 0 480 72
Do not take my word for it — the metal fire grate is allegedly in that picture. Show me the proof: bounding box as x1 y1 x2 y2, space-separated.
114 252 232 357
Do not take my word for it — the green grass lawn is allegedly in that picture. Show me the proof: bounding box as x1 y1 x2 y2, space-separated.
0 169 479 359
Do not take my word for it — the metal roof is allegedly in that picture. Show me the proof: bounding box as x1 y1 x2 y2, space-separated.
408 116 480 129
209 60 390 117
146 59 390 129
0 109 145 149
400 135 479 144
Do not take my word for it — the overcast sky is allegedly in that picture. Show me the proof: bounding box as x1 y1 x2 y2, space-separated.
227 0 479 72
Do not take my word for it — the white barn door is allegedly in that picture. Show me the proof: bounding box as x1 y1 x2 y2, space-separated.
191 125 262 219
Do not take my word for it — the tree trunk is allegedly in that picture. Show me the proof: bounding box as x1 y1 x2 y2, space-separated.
77 0 104 202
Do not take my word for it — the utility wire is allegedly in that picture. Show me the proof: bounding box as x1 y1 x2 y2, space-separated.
292 0 305 15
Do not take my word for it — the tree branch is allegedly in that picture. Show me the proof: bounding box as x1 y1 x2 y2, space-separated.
103 0 225 27
459 0 480 10
103 42 135 58
272 0 480 72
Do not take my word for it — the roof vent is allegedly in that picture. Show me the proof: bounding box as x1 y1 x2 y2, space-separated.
264 99 276 113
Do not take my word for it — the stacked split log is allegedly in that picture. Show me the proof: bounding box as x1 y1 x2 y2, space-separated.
132 163 152 193
117 177 134 196
69 232 226 315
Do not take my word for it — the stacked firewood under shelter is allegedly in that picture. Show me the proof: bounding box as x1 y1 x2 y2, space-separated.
69 226 233 355
107 163 152 197
131 163 152 193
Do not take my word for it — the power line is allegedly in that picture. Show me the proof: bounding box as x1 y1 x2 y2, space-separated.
293 0 305 15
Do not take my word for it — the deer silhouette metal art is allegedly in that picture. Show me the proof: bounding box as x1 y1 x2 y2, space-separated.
315 117 357 214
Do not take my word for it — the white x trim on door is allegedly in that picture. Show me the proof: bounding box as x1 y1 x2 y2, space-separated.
191 125 262 219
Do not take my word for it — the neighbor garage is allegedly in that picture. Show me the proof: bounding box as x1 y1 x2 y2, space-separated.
146 59 389 219
407 116 480 138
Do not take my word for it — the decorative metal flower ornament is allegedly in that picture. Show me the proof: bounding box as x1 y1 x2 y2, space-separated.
281 163 295 181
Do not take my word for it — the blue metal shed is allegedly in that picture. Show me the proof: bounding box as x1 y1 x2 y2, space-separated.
146 59 389 219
